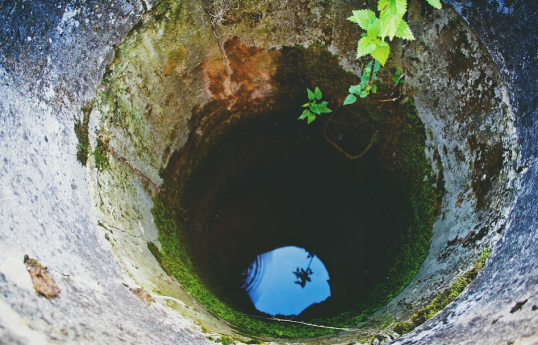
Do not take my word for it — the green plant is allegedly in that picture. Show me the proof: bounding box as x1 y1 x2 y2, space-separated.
392 69 404 84
298 87 332 124
342 0 441 104
344 60 381 105
348 0 440 66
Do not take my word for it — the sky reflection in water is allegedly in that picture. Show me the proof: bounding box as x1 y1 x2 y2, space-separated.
243 246 331 316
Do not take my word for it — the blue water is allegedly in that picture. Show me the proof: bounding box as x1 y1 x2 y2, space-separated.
242 246 331 316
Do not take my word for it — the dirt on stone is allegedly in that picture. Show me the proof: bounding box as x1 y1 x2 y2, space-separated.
24 255 60 298
129 286 154 306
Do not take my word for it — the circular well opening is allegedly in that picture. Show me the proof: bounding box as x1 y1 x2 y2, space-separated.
86 2 514 341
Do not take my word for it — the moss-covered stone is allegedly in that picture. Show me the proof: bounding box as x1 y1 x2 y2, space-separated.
93 135 110 172
393 249 491 335
74 103 92 166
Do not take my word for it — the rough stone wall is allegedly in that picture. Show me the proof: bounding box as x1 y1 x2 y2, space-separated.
0 1 212 344
0 0 537 344
385 2 518 322
391 0 538 344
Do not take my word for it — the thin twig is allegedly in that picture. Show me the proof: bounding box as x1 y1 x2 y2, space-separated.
106 145 162 192
323 105 376 160
152 295 186 307
376 74 405 101
98 221 145 239
375 97 400 103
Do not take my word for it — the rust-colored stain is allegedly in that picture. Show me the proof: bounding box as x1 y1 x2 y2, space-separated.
202 37 278 109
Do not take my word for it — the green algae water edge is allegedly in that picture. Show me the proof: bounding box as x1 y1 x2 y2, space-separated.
150 98 443 339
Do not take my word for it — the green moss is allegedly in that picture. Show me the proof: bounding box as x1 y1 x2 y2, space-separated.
217 336 234 345
393 249 491 335
93 136 110 172
76 104 111 172
74 103 92 166
147 242 173 276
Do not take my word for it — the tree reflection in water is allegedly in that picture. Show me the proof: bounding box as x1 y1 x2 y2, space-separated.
293 251 315 288
241 246 330 316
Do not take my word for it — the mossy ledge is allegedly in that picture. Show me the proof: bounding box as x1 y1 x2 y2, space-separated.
393 249 491 335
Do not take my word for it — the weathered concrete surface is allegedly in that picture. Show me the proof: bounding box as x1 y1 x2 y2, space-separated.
390 0 538 344
0 1 212 344
0 0 537 344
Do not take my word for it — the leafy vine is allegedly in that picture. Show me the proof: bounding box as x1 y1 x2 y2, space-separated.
299 0 441 119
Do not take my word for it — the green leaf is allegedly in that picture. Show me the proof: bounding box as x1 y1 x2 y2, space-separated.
357 37 377 58
395 20 415 40
378 0 406 39
361 70 370 84
298 109 311 120
360 91 368 98
371 84 377 93
371 43 390 66
344 94 357 105
351 9 378 31
367 19 382 38
314 87 322 100
373 60 381 73
378 0 407 17
310 103 321 115
307 88 315 101
393 69 403 83
380 12 403 40
425 0 442 9
317 103 332 113
347 15 358 23
349 85 361 94
302 103 310 108
307 114 317 124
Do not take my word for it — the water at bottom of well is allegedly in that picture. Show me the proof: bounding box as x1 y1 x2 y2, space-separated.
242 246 331 316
